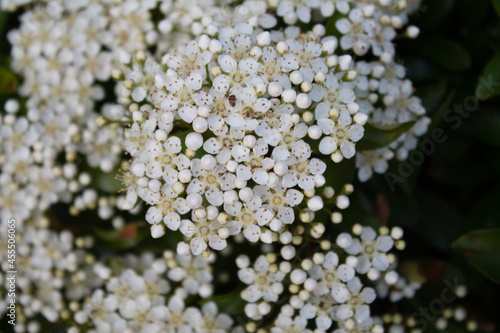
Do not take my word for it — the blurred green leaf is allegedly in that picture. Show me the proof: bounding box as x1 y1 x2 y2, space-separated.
414 190 465 253
416 81 448 112
412 0 455 30
0 11 6 34
493 0 500 16
423 90 455 141
0 66 18 94
413 37 471 72
357 121 416 151
466 107 500 147
453 229 500 284
336 193 379 232
91 167 123 193
323 155 356 193
325 11 346 38
201 287 246 315
476 51 500 100
465 189 500 233
94 223 149 250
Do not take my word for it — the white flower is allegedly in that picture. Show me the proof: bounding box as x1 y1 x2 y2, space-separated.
179 216 228 255
164 296 191 332
145 184 190 232
264 113 311 162
167 40 213 78
345 227 395 274
214 55 262 93
234 138 275 185
336 9 372 55
225 194 274 242
256 185 304 224
356 148 394 182
221 34 252 61
124 119 157 158
282 158 326 191
271 314 312 333
203 124 245 164
335 277 376 323
310 75 356 112
143 137 191 182
164 73 212 123
307 252 355 301
258 46 290 88
299 294 337 330
318 109 364 159
276 0 320 24
319 0 351 17
226 87 272 130
282 39 327 82
238 255 285 302
365 21 396 56
184 302 233 332
187 159 236 207
167 254 214 296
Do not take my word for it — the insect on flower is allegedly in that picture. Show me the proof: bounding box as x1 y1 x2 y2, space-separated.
228 95 237 107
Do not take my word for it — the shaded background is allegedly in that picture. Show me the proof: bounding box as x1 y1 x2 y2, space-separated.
351 0 500 331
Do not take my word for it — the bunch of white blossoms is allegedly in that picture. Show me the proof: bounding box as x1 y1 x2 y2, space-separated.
116 10 374 254
0 218 225 333
237 225 414 332
74 250 238 333
0 0 435 331
0 0 162 225
0 222 101 332
115 0 428 255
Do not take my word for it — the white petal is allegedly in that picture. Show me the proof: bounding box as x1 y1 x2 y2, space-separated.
190 237 208 255
243 224 261 242
319 136 337 155
340 140 356 158
179 105 198 123
206 188 224 206
218 55 237 73
164 212 181 231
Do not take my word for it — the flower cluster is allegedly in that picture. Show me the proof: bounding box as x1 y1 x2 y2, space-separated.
0 222 101 331
0 219 227 332
76 269 236 333
117 22 363 254
0 0 162 225
0 0 439 332
237 225 404 331
109 0 430 254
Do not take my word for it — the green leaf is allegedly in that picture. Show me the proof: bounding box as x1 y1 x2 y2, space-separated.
201 287 246 315
415 81 448 113
94 223 149 250
476 51 500 100
466 107 500 147
465 189 500 233
493 0 500 16
413 37 471 72
333 192 379 233
414 190 465 253
91 167 123 194
0 11 7 35
423 90 455 141
323 155 356 193
357 121 416 151
0 66 18 94
453 228 500 284
325 11 346 38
